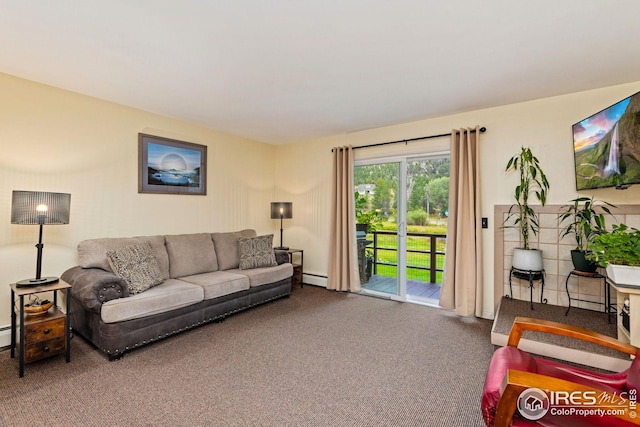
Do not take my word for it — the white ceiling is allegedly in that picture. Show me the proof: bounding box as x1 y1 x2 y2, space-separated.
1 1 639 144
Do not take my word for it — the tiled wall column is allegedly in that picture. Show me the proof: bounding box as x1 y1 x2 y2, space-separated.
494 204 640 312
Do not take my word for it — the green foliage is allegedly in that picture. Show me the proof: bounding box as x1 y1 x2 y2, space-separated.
355 192 384 231
427 176 450 215
558 196 615 251
503 146 550 250
407 209 428 226
587 224 640 267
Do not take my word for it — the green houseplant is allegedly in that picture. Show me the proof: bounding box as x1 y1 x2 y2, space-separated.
355 192 383 232
503 146 550 271
558 196 615 272
587 224 640 285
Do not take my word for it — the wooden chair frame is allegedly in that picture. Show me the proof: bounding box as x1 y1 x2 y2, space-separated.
493 316 640 427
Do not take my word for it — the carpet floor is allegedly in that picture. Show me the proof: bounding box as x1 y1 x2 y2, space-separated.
493 296 623 359
0 285 494 427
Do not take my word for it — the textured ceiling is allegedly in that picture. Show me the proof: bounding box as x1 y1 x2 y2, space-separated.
1 1 639 144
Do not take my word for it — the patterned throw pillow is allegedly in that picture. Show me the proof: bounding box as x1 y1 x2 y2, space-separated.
238 234 277 270
106 241 164 294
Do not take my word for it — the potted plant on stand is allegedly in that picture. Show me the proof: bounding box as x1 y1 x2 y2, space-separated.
355 192 383 233
558 196 616 273
503 146 550 271
587 224 640 285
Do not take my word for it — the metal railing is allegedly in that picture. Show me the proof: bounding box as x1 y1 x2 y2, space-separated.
370 230 446 284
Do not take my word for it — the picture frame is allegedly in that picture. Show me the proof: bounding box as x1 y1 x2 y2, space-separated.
138 133 207 195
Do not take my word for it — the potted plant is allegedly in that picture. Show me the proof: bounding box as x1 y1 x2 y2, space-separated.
558 196 616 272
503 146 550 271
355 192 383 233
587 223 640 285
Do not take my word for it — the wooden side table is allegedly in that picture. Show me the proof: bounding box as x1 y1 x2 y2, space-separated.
284 248 304 288
10 280 71 377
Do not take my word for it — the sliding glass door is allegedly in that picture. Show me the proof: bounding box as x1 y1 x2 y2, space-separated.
354 161 403 299
356 154 449 304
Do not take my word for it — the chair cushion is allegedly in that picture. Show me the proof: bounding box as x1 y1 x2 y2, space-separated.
165 233 218 278
101 279 203 323
212 229 256 270
106 241 164 295
239 234 277 270
179 271 250 300
482 346 538 427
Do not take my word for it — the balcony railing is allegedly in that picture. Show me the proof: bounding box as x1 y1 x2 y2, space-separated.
369 230 446 284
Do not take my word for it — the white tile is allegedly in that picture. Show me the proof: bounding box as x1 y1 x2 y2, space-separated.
539 227 559 245
539 243 558 260
539 213 559 229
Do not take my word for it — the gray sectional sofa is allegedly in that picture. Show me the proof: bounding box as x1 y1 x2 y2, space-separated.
61 229 292 359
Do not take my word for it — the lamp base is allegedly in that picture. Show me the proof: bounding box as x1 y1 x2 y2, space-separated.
16 277 59 287
274 246 289 251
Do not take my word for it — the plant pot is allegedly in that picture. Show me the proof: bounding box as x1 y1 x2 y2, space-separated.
606 264 640 286
570 250 598 273
356 223 369 233
512 248 544 271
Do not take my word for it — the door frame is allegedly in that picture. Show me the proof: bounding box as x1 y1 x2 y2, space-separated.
355 151 449 303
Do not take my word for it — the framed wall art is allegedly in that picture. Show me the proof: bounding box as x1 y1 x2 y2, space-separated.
138 133 207 195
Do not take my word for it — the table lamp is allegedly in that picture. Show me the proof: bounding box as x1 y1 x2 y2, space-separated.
270 202 292 250
11 191 71 287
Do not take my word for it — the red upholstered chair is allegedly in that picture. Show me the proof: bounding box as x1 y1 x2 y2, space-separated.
482 316 640 427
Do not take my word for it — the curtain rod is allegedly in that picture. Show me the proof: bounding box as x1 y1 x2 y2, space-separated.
331 126 486 152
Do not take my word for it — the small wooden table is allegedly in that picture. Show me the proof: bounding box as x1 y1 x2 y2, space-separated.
284 248 304 288
10 280 71 377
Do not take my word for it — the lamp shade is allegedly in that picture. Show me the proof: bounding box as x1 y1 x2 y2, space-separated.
270 202 292 219
11 191 71 225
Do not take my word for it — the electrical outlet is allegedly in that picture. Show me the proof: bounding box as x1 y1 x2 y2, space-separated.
482 217 488 229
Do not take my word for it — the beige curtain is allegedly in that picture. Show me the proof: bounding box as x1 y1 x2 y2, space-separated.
439 127 483 316
327 146 361 292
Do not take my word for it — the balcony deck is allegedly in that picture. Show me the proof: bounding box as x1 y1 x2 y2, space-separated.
361 274 441 300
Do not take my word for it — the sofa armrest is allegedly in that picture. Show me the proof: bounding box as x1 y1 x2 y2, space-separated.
274 249 289 265
61 266 129 313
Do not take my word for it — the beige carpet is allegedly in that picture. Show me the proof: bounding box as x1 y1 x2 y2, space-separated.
0 285 493 427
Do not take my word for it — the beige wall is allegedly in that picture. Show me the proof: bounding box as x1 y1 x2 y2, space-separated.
0 73 277 335
276 80 640 319
3 71 640 335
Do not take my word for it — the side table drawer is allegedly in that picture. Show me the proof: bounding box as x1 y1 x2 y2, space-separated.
25 317 65 341
24 336 66 363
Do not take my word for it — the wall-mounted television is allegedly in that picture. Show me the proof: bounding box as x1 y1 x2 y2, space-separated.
572 90 640 190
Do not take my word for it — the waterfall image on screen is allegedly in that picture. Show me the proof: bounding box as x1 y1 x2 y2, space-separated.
603 123 620 178
572 91 640 190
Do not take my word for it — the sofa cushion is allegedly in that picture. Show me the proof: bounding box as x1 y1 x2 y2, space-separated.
212 229 257 270
78 235 170 280
101 279 204 323
106 241 164 295
179 271 251 300
239 234 277 270
165 233 218 278
229 263 293 287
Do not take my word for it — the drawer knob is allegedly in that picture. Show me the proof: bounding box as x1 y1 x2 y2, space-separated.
44 329 50 334
43 346 50 352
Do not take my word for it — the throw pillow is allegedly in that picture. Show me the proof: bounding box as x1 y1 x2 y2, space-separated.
239 234 277 270
106 241 164 294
